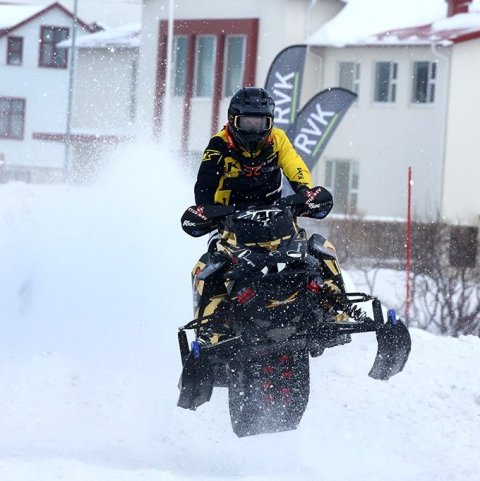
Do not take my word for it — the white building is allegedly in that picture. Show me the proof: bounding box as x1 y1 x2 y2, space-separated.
58 23 140 180
308 0 480 224
136 0 480 225
0 2 94 182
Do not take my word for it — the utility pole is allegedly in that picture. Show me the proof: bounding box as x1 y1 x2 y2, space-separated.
161 0 175 145
406 166 413 324
64 0 78 181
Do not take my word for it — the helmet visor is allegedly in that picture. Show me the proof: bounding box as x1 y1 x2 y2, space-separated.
234 115 273 133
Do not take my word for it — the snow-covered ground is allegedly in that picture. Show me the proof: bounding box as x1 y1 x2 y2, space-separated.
0 143 479 481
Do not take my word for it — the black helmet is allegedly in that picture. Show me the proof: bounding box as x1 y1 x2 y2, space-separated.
227 87 275 153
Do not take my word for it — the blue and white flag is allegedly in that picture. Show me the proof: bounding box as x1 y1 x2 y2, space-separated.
264 45 307 131
287 87 357 170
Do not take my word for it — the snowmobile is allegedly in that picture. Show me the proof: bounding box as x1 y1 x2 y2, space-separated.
177 186 411 437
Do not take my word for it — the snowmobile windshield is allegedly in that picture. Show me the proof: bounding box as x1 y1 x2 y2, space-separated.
229 207 296 245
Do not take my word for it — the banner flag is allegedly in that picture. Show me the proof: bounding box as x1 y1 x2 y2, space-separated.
287 87 357 170
264 45 307 131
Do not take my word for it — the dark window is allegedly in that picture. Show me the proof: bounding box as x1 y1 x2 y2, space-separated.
39 26 69 68
223 36 246 97
412 61 437 104
172 36 188 97
194 35 216 97
156 18 258 137
169 23 254 100
324 159 359 214
172 35 246 98
7 37 23 66
0 97 26 140
338 61 360 96
374 62 397 103
173 35 216 98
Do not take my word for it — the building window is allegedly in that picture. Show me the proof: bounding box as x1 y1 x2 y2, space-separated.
156 18 258 136
412 61 436 104
194 36 216 97
0 97 26 140
7 37 23 66
39 26 69 68
338 61 360 96
172 35 246 99
173 36 188 97
223 36 246 97
374 62 397 103
325 159 359 214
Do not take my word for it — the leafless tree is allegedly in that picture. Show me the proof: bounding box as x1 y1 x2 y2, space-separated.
410 227 480 336
322 217 480 337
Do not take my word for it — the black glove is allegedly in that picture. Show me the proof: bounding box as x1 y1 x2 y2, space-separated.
295 184 310 194
300 186 334 219
181 204 235 237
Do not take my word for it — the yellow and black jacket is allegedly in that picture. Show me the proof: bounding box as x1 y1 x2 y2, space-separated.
194 127 312 206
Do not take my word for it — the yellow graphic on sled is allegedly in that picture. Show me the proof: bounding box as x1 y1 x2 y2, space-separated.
266 291 299 309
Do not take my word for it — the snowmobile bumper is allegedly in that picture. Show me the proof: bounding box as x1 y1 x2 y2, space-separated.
311 299 411 381
177 340 214 410
368 306 411 381
177 299 412 409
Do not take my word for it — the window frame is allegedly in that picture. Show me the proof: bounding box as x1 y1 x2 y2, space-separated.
374 61 398 103
0 97 26 140
7 36 23 66
172 35 188 97
156 18 258 139
411 61 437 105
223 35 246 98
193 34 217 98
338 61 360 96
324 159 359 214
39 25 69 69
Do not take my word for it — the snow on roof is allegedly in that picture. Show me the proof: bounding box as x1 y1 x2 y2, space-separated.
58 22 141 49
0 4 46 31
366 13 480 46
307 0 480 47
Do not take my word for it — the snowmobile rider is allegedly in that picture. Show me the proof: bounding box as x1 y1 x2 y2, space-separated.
192 87 349 343
195 86 312 210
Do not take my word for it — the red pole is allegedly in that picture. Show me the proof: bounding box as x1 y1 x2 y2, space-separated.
406 166 413 323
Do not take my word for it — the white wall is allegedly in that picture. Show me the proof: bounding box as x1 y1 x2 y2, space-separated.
73 48 137 132
310 45 448 221
443 38 480 225
0 7 89 178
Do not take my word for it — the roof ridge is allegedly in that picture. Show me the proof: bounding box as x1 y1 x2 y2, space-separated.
0 2 94 38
